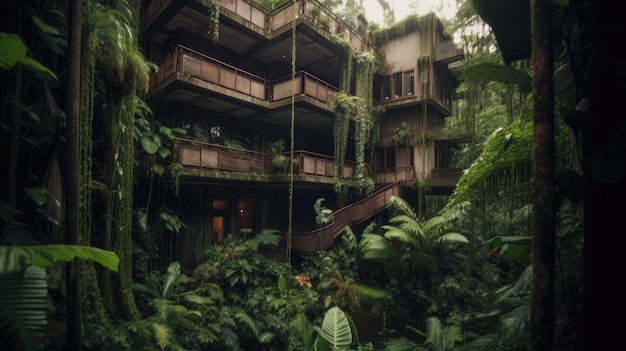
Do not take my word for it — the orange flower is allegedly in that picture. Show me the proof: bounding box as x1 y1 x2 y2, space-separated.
295 274 312 288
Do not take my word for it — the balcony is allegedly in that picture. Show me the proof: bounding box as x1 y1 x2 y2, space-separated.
434 40 464 64
144 0 368 52
429 167 462 188
374 166 461 190
149 45 339 110
172 138 359 183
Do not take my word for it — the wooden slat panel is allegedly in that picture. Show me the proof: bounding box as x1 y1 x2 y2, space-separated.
202 61 219 83
304 77 318 99
250 80 265 99
324 160 334 176
235 0 251 19
220 69 236 89
236 75 251 94
303 156 316 174
315 159 325 175
201 149 218 168
250 6 265 27
180 146 200 166
182 54 201 77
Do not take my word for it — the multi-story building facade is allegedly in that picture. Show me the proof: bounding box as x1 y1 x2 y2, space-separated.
141 0 464 267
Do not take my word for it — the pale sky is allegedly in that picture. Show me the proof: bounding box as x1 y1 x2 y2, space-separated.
362 0 457 26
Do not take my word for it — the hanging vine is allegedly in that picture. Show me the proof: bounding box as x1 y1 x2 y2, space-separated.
332 35 383 198
353 51 378 196
200 0 220 43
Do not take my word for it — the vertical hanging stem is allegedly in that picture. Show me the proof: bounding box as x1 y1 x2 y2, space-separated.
530 0 556 349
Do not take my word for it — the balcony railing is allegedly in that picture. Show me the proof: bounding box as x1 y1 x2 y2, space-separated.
375 166 461 188
144 0 369 52
150 45 339 106
173 138 357 179
429 167 462 187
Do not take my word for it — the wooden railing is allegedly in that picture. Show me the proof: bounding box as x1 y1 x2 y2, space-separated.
291 181 403 252
144 0 369 52
429 167 462 187
173 139 357 179
175 139 266 173
272 71 338 104
151 46 339 106
375 167 415 184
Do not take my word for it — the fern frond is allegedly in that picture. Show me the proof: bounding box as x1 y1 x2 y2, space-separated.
436 233 469 245
181 292 215 305
360 233 396 261
387 196 418 219
383 336 420 351
152 323 172 350
382 225 419 245
234 309 260 338
361 220 377 234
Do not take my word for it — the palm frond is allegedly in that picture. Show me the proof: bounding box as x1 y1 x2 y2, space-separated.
460 62 532 94
386 195 418 219
436 232 469 245
360 233 396 261
382 225 419 245
450 123 533 206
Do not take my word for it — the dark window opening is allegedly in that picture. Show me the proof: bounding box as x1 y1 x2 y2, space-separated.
383 76 391 100
404 70 414 96
393 72 402 98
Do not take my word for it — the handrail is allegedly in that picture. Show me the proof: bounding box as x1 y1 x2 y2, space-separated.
291 181 403 252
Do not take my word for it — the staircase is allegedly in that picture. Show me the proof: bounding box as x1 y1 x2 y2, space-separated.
291 181 403 253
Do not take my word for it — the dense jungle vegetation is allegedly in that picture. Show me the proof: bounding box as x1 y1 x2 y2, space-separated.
1 0 623 350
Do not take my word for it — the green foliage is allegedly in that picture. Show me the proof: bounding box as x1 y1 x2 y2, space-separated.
160 210 188 234
461 62 532 94
0 245 119 274
139 120 187 176
360 196 468 276
450 123 533 207
383 316 463 351
314 306 355 350
152 323 172 350
314 198 334 227
0 32 57 80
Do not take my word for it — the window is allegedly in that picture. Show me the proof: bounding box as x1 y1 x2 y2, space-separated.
393 72 402 98
376 147 396 170
238 201 256 234
404 70 414 96
383 76 391 100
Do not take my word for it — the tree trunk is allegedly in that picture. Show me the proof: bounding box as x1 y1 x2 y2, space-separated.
65 0 82 349
579 1 626 350
530 0 555 350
